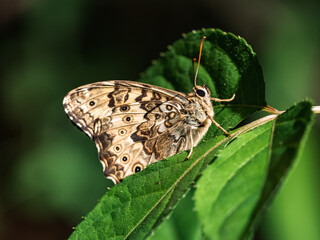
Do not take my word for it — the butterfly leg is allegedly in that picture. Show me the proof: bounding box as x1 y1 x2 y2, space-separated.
186 131 194 159
187 147 193 159
207 115 231 137
211 94 235 102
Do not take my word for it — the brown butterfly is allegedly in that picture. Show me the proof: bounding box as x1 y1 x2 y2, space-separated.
63 37 235 184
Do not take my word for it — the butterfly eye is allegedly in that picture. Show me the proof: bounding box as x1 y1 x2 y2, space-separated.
89 101 95 106
133 164 143 173
196 89 206 97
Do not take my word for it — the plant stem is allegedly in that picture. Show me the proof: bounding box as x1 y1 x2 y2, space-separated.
236 105 320 140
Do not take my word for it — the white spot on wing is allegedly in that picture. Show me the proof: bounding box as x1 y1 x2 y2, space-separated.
106 176 117 185
158 123 166 133
95 142 101 152
100 160 106 172
84 129 92 138
63 96 68 105
81 105 88 112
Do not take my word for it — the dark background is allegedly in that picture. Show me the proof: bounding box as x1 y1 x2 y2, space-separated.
1 0 319 239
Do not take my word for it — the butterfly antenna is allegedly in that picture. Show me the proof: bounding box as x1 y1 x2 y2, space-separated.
192 58 197 81
194 36 206 86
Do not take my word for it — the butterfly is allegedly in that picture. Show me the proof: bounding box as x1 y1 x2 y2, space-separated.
63 37 235 184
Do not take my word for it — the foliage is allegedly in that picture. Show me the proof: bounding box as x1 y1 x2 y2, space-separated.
69 29 314 239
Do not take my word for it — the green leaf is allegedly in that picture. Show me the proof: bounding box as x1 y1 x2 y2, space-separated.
194 101 314 240
139 28 266 137
244 101 315 237
69 135 224 240
69 28 266 239
147 191 202 240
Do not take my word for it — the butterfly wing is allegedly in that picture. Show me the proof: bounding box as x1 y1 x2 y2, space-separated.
63 80 194 184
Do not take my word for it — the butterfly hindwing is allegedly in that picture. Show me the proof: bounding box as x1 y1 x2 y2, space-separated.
63 80 195 183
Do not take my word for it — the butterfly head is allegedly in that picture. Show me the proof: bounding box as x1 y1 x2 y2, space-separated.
194 85 210 97
189 84 213 110
193 85 211 100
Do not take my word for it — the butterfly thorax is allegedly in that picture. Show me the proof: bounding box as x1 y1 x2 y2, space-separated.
185 85 214 124
170 85 213 150
184 97 213 127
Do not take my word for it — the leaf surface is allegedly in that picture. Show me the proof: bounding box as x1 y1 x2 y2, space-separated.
195 101 314 240
69 28 266 240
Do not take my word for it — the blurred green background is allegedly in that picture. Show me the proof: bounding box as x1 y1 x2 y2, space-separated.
0 0 319 239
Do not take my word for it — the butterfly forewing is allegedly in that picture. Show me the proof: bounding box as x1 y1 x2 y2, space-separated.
64 80 212 184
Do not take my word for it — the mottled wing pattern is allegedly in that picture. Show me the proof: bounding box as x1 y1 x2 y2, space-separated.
63 81 194 184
